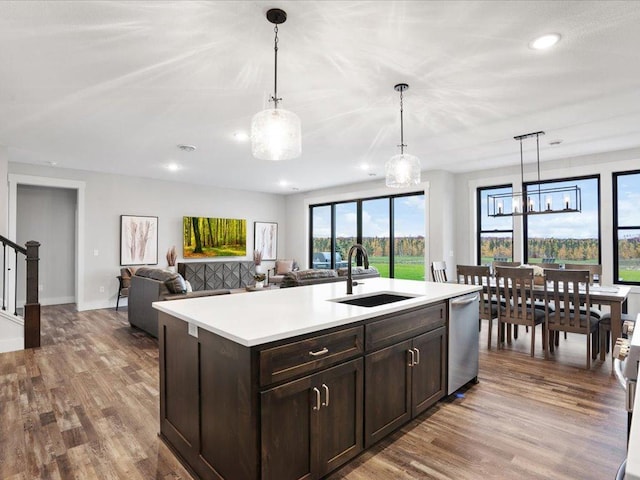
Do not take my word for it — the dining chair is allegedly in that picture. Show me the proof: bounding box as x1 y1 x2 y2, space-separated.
539 263 560 270
116 267 133 311
431 261 448 282
563 263 604 319
564 263 602 285
543 269 600 369
493 260 521 270
495 266 545 357
457 265 498 348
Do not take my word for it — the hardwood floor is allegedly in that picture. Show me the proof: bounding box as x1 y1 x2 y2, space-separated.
0 306 628 479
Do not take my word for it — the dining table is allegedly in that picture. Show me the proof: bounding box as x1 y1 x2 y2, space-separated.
483 278 631 371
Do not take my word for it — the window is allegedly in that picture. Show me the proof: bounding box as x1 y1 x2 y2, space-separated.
309 192 425 280
477 185 514 265
614 170 640 284
524 176 600 265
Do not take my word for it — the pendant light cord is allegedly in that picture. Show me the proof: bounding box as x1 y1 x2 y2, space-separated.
272 25 281 108
399 89 406 154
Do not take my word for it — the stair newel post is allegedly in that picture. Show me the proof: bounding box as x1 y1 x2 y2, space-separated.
24 240 41 349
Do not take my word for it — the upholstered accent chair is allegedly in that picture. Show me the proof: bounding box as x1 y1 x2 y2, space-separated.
268 259 299 285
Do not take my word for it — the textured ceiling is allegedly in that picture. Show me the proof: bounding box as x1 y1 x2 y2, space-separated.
1 1 640 194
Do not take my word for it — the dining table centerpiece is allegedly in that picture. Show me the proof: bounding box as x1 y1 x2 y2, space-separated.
521 264 545 285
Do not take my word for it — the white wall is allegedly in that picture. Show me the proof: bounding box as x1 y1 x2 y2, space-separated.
0 146 7 236
8 163 286 310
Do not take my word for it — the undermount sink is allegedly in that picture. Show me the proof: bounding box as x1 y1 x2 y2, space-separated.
330 292 418 308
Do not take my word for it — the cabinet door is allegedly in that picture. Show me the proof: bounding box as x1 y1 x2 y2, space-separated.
261 375 317 480
316 358 364 477
412 326 447 417
364 339 412 448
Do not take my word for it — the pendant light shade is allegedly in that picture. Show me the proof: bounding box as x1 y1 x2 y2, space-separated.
385 153 421 187
251 8 301 161
251 107 301 161
386 83 421 187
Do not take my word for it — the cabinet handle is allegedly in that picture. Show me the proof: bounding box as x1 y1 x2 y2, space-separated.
312 387 321 411
309 347 329 357
321 384 329 407
413 347 420 365
408 349 415 367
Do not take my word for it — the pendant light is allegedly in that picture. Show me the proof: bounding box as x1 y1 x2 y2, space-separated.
487 131 581 216
385 83 421 187
251 8 301 161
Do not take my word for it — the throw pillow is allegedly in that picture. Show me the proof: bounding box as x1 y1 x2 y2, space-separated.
165 274 187 294
276 260 294 275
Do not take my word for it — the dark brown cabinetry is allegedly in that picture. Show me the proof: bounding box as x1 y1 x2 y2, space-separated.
261 358 363 480
364 304 447 447
159 300 448 480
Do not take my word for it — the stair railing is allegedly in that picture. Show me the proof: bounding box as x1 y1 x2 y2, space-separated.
1 235 41 348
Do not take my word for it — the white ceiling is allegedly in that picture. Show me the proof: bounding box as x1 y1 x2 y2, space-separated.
1 1 640 194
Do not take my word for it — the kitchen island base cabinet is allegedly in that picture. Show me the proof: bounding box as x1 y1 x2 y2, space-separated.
157 292 461 480
365 326 447 448
261 358 363 480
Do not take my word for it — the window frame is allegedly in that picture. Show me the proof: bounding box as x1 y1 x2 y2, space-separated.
613 169 640 286
476 184 514 265
523 174 601 265
308 191 425 278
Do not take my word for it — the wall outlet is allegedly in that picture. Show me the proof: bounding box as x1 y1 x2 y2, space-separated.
93 249 99 256
38 284 43 292
99 286 105 293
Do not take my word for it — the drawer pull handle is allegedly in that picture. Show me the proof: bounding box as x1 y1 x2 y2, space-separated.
413 347 420 365
309 347 329 357
408 349 415 367
312 387 321 411
322 384 329 407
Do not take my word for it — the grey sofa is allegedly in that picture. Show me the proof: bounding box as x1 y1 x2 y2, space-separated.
128 267 229 337
280 266 380 288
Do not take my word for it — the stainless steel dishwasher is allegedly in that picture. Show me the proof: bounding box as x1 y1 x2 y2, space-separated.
448 291 480 395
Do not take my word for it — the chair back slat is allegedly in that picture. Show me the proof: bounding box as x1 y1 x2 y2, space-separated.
496 266 534 323
544 269 591 331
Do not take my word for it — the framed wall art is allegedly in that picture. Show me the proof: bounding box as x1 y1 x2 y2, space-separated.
254 221 278 261
120 215 158 265
183 216 247 258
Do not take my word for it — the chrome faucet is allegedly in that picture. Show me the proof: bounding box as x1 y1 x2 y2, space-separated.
346 244 369 294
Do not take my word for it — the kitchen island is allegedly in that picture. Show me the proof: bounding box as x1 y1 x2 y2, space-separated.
153 277 481 480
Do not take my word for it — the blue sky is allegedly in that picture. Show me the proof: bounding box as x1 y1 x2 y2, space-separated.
313 194 426 238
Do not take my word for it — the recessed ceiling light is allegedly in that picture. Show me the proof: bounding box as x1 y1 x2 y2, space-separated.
360 163 370 171
529 33 561 50
234 132 249 142
167 163 180 171
279 180 289 187
177 144 196 152
48 161 58 167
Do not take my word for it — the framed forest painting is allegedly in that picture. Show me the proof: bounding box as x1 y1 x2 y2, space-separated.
254 221 278 261
183 216 246 258
120 215 158 265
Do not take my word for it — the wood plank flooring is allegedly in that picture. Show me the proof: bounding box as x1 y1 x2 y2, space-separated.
0 306 628 479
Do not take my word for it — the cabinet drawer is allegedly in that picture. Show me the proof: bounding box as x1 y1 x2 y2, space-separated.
365 303 445 352
260 326 364 386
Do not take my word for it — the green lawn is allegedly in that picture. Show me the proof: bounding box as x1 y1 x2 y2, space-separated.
368 256 425 281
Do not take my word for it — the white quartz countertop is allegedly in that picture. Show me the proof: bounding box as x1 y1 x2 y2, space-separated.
152 278 481 347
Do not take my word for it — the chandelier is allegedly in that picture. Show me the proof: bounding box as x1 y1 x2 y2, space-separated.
385 83 421 187
487 131 581 217
251 8 301 161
